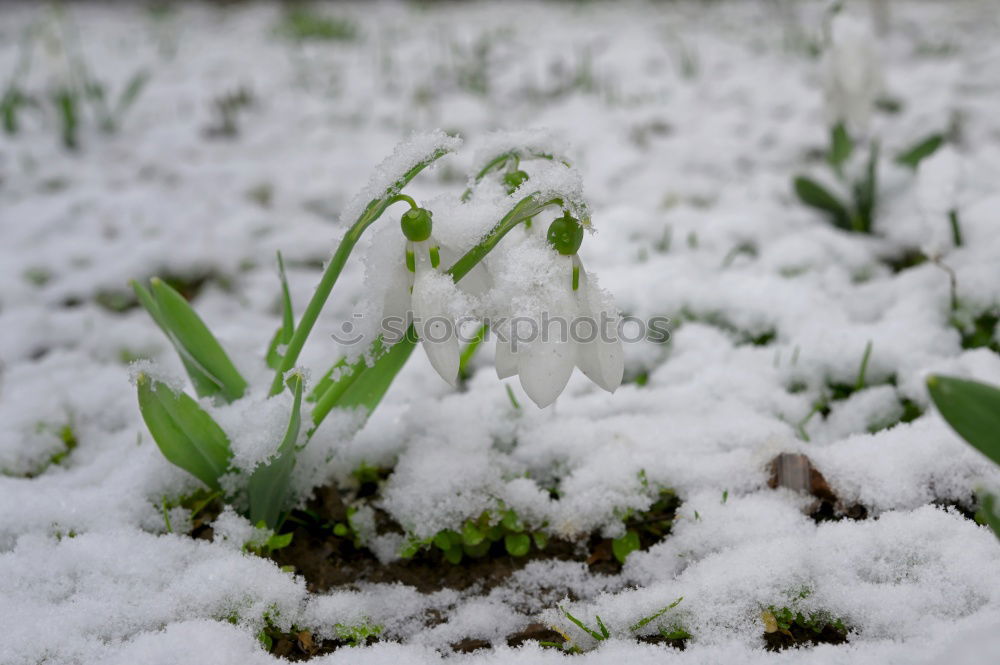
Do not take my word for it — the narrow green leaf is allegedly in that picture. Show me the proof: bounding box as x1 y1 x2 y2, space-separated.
595 615 610 639
504 532 531 557
629 597 684 632
133 279 231 399
828 123 853 173
793 176 851 230
560 608 606 641
927 375 1000 466
136 373 232 490
307 357 348 403
149 278 247 402
896 133 944 169
247 373 304 529
266 252 295 370
311 335 418 431
851 142 879 233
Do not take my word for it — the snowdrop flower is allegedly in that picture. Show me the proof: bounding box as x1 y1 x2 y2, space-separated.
382 207 462 386
823 14 883 137
496 212 624 408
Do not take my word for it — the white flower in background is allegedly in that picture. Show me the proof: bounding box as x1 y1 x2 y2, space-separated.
823 13 883 136
916 146 963 256
495 213 624 408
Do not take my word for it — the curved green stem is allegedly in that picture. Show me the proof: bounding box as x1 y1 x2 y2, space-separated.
268 147 452 396
461 150 570 201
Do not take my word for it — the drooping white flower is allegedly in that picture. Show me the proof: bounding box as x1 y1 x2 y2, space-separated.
823 14 883 136
380 207 484 387
495 214 624 408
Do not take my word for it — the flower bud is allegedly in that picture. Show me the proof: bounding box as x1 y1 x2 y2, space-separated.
546 212 584 256
400 207 433 242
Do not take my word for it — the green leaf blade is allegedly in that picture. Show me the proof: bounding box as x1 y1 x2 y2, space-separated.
248 373 304 529
504 532 531 557
927 374 1000 466
149 278 247 402
137 374 232 490
793 176 852 230
896 133 944 169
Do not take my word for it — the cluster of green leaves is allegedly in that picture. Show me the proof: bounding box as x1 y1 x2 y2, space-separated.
243 525 295 557
133 275 304 528
401 507 548 564
793 124 879 234
3 421 79 478
763 604 847 638
794 342 923 440
132 141 462 532
794 124 946 235
951 308 1000 354
926 375 1000 538
547 597 687 653
2 22 147 149
611 478 680 564
333 619 384 648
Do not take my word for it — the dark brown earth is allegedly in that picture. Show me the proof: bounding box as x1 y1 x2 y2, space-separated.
763 624 849 652
269 485 655 594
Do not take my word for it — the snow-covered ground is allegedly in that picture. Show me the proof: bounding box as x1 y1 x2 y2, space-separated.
2 1 1000 663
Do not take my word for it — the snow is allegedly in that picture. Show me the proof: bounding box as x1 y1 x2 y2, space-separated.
2 1 1000 664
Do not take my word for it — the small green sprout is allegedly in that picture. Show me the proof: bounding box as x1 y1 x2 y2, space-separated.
405 506 547 564
243 524 294 557
560 606 610 642
629 597 684 632
334 619 383 647
611 530 640 564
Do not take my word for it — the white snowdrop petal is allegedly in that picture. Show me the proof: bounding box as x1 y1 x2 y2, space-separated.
573 260 624 392
577 336 625 393
494 338 519 379
381 261 414 344
411 267 460 386
421 332 460 387
518 339 575 408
